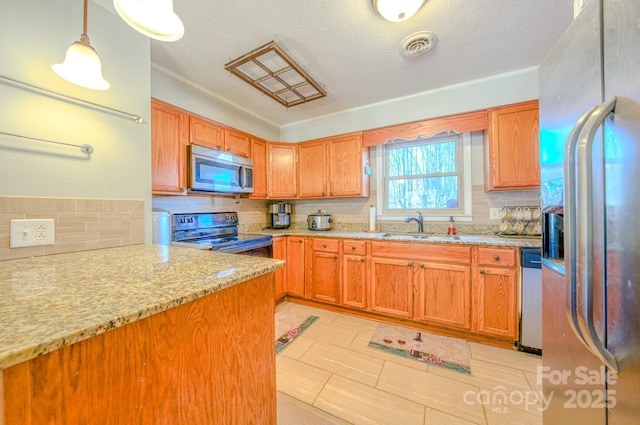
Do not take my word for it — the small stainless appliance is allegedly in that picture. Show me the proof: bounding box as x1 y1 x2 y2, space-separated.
172 212 272 257
307 210 333 231
188 144 254 194
152 208 171 245
268 202 291 229
517 247 542 355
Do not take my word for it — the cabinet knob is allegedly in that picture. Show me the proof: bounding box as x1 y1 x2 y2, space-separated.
480 269 486 274
494 255 500 261
360 258 365 262
226 148 231 152
408 262 413 267
322 192 326 196
299 239 303 243
217 144 222 149
333 255 338 259
420 263 425 269
322 243 327 248
351 246 356 250
330 192 334 196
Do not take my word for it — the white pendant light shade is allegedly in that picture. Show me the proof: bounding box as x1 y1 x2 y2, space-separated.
53 34 110 91
113 0 184 42
372 0 426 22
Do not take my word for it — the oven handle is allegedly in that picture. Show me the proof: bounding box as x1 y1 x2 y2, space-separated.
239 166 247 189
213 238 273 254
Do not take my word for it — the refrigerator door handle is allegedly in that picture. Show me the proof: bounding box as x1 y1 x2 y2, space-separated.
576 95 619 372
564 105 598 348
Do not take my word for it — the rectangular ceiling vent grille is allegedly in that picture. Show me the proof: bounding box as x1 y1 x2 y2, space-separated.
224 41 327 108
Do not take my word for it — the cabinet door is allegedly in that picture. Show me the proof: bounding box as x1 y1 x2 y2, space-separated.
272 237 286 300
250 138 267 199
224 128 251 158
268 143 298 198
190 115 223 150
473 266 518 339
298 140 327 198
370 257 414 318
414 262 471 330
307 251 340 304
327 132 368 197
342 254 367 309
285 237 306 297
151 99 189 193
485 100 540 190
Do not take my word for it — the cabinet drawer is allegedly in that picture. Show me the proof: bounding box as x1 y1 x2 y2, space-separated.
313 238 340 253
342 239 367 255
476 247 517 267
371 242 471 264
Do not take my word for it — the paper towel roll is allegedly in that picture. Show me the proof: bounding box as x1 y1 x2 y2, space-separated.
369 205 376 231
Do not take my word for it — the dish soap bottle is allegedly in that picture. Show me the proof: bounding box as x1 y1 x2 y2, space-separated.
448 216 457 235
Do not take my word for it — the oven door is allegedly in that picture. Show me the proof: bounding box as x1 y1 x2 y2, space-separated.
188 145 254 194
212 237 273 257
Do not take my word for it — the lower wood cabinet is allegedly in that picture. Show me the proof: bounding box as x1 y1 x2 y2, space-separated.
307 239 340 304
285 237 307 297
272 236 286 299
341 239 368 310
370 257 414 319
414 262 472 330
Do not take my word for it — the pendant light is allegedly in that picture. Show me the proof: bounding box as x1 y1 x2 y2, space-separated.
113 0 184 42
52 0 109 91
372 0 426 22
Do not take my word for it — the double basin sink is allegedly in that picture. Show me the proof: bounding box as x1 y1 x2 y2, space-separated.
371 232 462 241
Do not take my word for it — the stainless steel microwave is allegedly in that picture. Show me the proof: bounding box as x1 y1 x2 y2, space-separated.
188 144 254 194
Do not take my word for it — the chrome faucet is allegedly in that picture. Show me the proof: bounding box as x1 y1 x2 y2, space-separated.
404 211 423 233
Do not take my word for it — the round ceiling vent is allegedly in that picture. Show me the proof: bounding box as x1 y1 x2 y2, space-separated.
400 31 437 58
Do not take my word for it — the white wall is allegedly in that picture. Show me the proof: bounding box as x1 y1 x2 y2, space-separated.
280 67 539 142
151 67 280 141
0 0 153 240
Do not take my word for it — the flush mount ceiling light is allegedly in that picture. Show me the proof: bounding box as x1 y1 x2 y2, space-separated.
113 0 184 42
224 41 327 108
52 0 110 90
372 0 426 22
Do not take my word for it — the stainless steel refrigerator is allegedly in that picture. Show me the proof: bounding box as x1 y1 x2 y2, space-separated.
539 0 640 423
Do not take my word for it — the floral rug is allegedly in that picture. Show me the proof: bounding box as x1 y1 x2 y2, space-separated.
275 309 318 354
368 323 472 375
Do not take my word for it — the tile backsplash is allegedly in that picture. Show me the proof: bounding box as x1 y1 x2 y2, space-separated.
0 196 144 261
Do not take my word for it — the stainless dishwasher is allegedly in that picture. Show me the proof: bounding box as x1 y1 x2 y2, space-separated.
517 247 542 355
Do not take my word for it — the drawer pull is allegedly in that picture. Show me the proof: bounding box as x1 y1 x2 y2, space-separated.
420 263 425 269
494 255 500 261
322 243 327 248
351 246 356 250
361 258 365 262
333 255 338 259
479 269 486 275
408 262 413 267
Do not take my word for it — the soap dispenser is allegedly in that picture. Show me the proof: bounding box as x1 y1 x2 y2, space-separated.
447 216 457 235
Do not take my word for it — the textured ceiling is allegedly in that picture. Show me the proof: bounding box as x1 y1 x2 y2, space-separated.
145 0 573 127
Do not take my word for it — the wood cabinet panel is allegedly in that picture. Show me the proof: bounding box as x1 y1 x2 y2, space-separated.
273 236 286 299
190 115 223 150
285 236 306 297
327 133 368 197
2 274 276 425
473 266 518 338
313 238 340 253
268 143 298 198
223 128 251 158
298 140 327 198
476 247 517 267
371 242 471 264
342 239 367 256
342 254 368 310
151 99 189 194
250 137 268 199
370 257 414 318
485 100 540 191
415 262 471 330
308 250 340 304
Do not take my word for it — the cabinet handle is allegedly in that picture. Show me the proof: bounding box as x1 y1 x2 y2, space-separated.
360 258 365 262
351 246 356 250
479 270 486 274
330 192 333 196
407 262 413 267
226 148 231 152
217 144 222 149
322 243 327 248
298 239 303 243
333 255 338 259
322 192 326 196
420 263 425 269
494 255 500 261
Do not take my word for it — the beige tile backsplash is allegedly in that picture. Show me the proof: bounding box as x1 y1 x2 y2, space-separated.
0 196 144 261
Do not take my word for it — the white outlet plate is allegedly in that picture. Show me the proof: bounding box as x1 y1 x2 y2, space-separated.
489 208 503 220
10 219 55 248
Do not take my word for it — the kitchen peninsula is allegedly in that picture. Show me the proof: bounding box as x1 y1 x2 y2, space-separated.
0 244 284 424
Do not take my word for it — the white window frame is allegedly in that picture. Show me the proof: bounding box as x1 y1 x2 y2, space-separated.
374 132 472 222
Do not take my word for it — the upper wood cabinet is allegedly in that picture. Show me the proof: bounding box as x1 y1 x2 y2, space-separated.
484 100 540 191
223 128 252 158
189 115 223 150
250 137 268 199
298 132 369 199
151 99 189 194
268 142 298 198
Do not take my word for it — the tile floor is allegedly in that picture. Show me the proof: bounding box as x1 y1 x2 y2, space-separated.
276 301 543 425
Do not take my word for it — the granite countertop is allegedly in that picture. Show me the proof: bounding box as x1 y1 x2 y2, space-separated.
248 228 541 248
0 244 284 370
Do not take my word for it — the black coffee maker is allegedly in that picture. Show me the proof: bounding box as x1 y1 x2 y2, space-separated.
542 206 564 259
268 202 291 229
